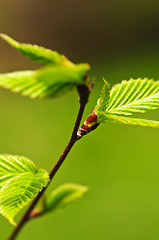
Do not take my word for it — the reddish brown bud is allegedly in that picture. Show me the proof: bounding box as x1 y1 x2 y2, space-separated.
86 112 97 124
29 209 41 218
77 108 99 139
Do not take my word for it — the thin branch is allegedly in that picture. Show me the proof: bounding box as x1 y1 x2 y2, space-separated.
8 85 90 240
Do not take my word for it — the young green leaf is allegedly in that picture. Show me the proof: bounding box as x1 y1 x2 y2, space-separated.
95 78 110 113
0 63 90 99
41 183 88 215
103 114 159 128
95 78 159 128
0 34 72 66
0 155 50 225
105 78 159 116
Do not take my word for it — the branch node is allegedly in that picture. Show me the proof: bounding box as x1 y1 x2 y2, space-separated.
77 84 90 105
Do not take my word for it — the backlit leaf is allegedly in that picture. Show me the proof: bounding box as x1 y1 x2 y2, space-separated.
0 63 90 99
0 155 50 225
0 34 72 66
105 78 159 116
101 113 159 128
95 78 159 128
44 183 88 214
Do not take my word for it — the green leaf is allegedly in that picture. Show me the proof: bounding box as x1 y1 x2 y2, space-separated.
95 78 159 128
0 70 36 97
0 63 90 99
0 34 72 66
105 78 159 116
95 78 110 113
43 183 88 214
102 114 159 128
0 155 50 225
0 34 90 99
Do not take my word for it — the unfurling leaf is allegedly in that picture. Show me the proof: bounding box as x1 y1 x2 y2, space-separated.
40 183 88 215
0 34 72 66
0 63 90 99
0 34 90 99
95 78 159 128
104 78 159 116
0 155 50 225
105 114 159 128
96 78 110 113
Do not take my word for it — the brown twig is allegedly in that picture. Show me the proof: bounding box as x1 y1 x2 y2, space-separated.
8 84 90 240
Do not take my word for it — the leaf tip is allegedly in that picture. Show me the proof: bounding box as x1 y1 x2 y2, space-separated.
9 219 17 226
0 33 7 39
0 34 18 48
68 183 89 196
102 77 110 87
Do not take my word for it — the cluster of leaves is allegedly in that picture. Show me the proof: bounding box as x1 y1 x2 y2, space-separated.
0 155 87 225
0 34 90 99
0 34 159 228
0 34 89 226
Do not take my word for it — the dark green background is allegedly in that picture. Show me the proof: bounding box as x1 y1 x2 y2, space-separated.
0 1 159 239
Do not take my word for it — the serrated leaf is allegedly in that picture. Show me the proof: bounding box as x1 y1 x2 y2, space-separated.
95 78 159 129
0 34 72 66
101 114 159 128
0 155 50 225
105 78 159 116
0 63 90 99
43 183 88 214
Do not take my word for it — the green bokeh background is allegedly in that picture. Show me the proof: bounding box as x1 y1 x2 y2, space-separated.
1 1 159 239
